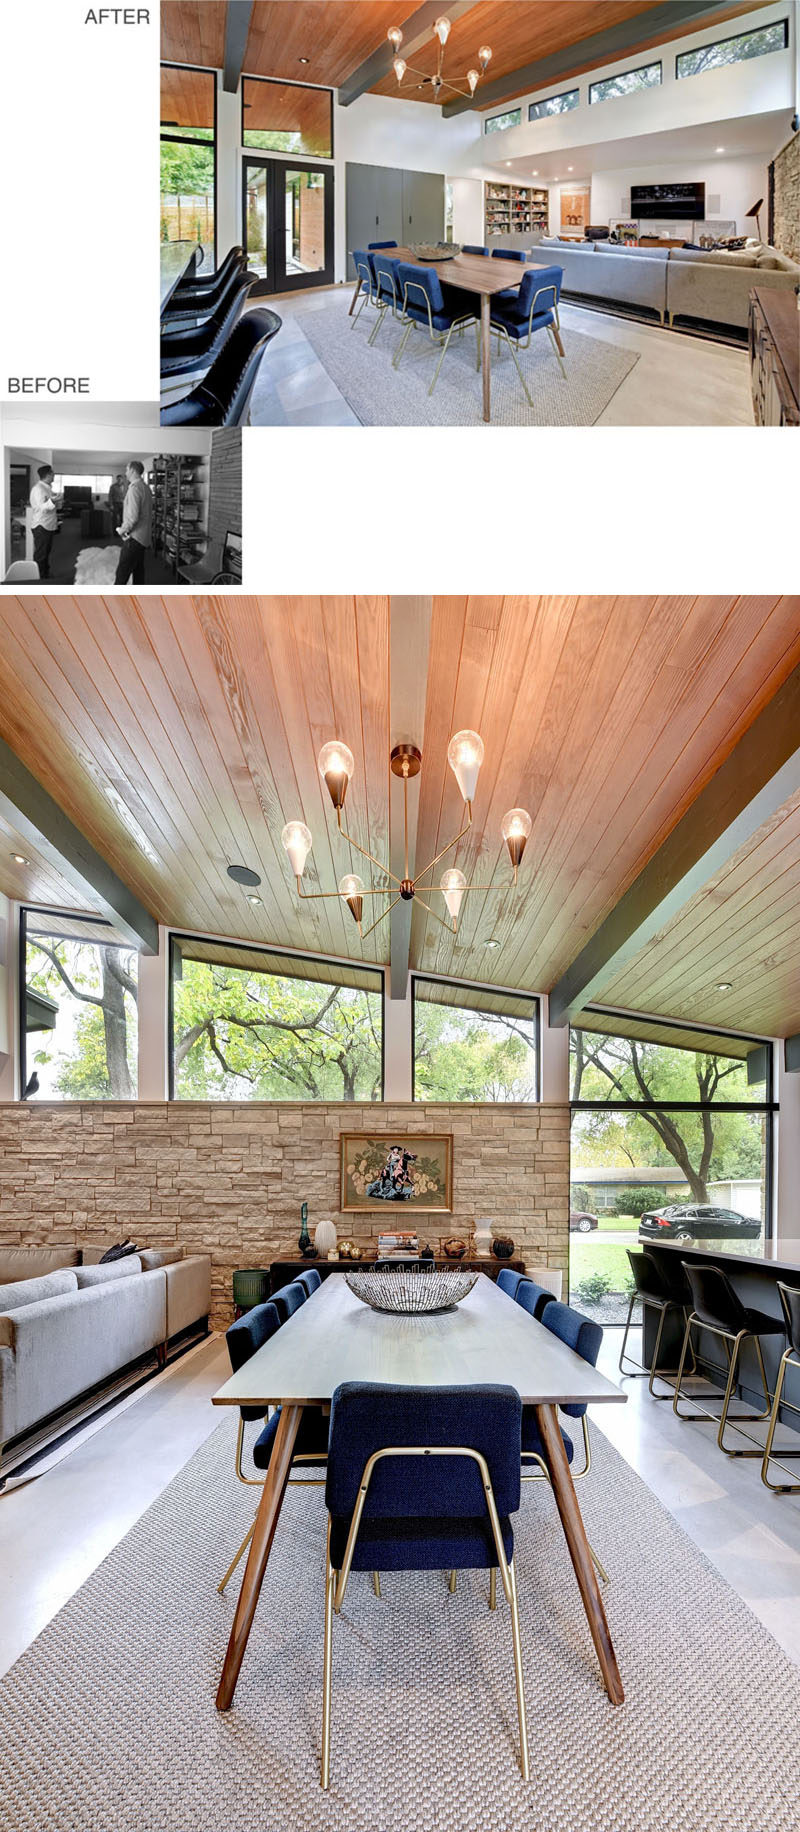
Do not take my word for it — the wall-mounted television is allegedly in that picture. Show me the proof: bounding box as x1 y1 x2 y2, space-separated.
631 181 705 221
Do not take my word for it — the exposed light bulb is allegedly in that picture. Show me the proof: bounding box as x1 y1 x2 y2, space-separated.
434 15 451 46
447 729 484 804
501 807 532 873
281 820 313 876
440 866 466 922
478 44 492 69
467 68 479 94
339 872 364 926
387 26 403 51
317 740 355 810
393 55 407 83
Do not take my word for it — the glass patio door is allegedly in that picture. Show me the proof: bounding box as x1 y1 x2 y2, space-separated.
243 158 333 294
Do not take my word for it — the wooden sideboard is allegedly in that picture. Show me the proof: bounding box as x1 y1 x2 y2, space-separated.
269 1256 525 1293
749 287 800 426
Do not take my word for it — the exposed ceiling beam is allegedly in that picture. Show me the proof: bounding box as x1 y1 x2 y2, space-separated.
0 737 158 955
223 0 254 94
388 596 432 1000
443 1 751 116
337 0 481 107
548 660 800 1027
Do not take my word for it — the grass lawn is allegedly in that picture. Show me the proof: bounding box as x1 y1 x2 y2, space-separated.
569 1235 634 1299
595 1212 636 1232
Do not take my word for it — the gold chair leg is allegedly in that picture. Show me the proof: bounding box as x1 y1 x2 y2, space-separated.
217 1518 256 1596
761 1352 800 1492
489 1566 497 1611
429 324 455 396
672 1314 697 1419
505 334 534 408
321 1522 335 1791
393 319 414 370
372 1570 381 1598
507 1559 530 1782
448 1569 458 1593
367 304 387 346
589 1541 609 1586
618 1292 639 1376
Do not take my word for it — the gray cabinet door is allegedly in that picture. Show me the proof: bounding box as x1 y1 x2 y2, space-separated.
345 163 403 278
402 169 445 244
375 166 403 247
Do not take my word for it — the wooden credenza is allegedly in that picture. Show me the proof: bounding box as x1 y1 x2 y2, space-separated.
749 287 800 426
270 1256 525 1293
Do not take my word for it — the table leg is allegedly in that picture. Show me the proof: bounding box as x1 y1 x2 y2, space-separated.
481 293 491 423
216 1403 303 1711
348 276 361 317
534 1403 624 1705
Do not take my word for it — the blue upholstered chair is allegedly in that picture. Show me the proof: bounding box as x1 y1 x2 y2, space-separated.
350 249 377 330
272 1279 307 1323
496 1268 525 1300
515 1277 556 1324
463 243 489 255
368 240 398 250
368 252 404 345
489 264 566 401
490 245 527 300
517 1299 607 1582
320 1382 528 1789
394 262 479 393
296 1266 322 1298
219 1292 328 1595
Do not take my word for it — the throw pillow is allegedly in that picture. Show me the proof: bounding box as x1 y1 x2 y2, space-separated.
99 1239 138 1263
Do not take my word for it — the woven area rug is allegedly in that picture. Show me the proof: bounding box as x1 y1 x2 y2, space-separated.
299 302 639 425
1 1417 798 1832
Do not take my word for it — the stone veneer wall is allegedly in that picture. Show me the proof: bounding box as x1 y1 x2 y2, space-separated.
0 1101 570 1327
772 133 800 265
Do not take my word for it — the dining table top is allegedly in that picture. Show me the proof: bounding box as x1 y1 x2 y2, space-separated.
383 246 549 297
212 1272 626 1411
160 241 202 315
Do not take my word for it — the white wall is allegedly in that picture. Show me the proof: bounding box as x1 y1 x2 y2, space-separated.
589 151 770 236
776 1049 800 1244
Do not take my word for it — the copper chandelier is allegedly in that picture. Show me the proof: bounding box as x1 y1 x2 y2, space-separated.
386 15 492 102
281 732 531 943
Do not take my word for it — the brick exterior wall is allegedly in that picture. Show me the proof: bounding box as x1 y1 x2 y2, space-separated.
0 1101 570 1328
773 133 800 265
206 430 242 563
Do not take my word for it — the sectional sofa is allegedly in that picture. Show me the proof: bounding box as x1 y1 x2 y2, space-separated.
0 1244 211 1479
537 238 800 333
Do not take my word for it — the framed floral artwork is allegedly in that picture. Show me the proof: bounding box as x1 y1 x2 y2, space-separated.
340 1134 453 1214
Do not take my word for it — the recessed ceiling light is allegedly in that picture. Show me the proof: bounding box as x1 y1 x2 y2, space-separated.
506 161 512 167
227 863 261 888
716 146 725 153
568 166 574 172
716 981 733 992
484 937 501 950
12 853 29 865
299 57 309 64
532 169 538 176
247 894 263 906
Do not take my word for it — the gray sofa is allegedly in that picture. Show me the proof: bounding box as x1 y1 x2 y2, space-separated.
0 1245 211 1475
538 237 800 332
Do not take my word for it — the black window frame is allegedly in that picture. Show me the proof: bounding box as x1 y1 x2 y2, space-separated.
168 932 385 1103
569 1008 777 1241
484 106 522 135
588 59 663 104
160 60 218 271
19 907 140 1103
411 973 541 1104
528 87 580 122
241 73 335 161
675 17 789 79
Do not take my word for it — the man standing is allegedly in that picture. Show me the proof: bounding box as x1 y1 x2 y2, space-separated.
29 465 58 580
114 460 153 586
108 473 126 532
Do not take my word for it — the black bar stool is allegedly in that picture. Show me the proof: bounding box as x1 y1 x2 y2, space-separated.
619 1249 695 1398
673 1262 784 1455
761 1282 800 1493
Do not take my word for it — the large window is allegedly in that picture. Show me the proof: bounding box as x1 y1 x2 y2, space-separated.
568 1015 775 1321
677 18 788 78
160 64 216 266
589 61 662 104
170 939 382 1101
529 88 579 121
413 979 539 1101
242 77 333 158
485 107 522 134
22 911 139 1100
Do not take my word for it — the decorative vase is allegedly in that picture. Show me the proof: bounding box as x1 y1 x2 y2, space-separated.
492 1236 515 1261
314 1216 338 1258
474 1219 493 1258
443 1237 467 1260
298 1202 315 1257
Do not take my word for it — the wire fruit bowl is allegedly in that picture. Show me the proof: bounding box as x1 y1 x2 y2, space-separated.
345 1267 478 1314
410 242 461 262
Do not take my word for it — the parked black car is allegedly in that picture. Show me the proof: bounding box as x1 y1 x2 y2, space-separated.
638 1203 761 1244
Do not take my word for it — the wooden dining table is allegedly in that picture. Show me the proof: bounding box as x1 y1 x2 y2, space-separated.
212 1272 626 1712
350 246 554 422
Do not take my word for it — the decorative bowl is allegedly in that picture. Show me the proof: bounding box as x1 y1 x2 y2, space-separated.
345 1267 478 1314
443 1237 467 1260
491 1236 515 1260
410 242 461 262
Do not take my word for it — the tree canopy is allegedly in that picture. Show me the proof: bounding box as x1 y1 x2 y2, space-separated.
414 1003 536 1101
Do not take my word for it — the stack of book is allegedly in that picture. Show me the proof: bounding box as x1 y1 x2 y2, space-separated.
377 1232 419 1258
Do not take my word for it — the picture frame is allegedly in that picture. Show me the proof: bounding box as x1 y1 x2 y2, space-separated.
340 1134 454 1214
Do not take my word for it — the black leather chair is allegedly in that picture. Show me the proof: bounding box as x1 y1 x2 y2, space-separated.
673 1261 783 1455
164 252 248 331
619 1249 695 1397
169 245 245 310
160 271 256 378
160 308 281 426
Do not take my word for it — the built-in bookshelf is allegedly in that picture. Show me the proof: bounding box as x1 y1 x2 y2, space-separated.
150 455 209 575
485 181 549 239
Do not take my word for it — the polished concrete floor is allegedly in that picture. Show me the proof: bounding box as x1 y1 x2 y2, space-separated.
2 1321 799 1678
245 284 754 428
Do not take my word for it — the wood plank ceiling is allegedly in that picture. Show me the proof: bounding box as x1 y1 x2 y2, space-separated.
1 596 799 1035
161 1 772 105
